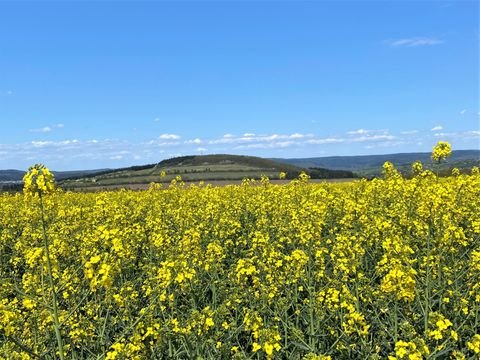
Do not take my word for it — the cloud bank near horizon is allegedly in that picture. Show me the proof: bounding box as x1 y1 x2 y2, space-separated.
1 127 478 171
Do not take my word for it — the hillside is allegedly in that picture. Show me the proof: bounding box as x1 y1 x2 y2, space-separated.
274 149 480 177
59 154 355 189
0 169 25 182
0 169 109 183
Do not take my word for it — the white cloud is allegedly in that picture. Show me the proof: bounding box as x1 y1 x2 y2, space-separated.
185 138 202 144
59 139 79 145
400 130 418 135
32 140 53 147
30 126 52 133
307 138 344 145
6 126 477 170
350 134 395 142
434 132 453 138
159 133 180 140
289 133 306 139
29 123 64 133
31 139 81 148
430 130 480 140
347 129 390 136
146 139 181 147
431 125 443 131
154 118 161 122
459 109 467 115
387 37 444 47
347 129 369 135
209 131 395 149
463 130 480 138
346 129 394 143
235 141 295 150
6 90 13 95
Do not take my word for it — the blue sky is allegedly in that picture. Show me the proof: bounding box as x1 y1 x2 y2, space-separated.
0 1 478 170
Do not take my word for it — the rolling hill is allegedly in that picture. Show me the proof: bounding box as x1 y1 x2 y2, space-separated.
3 149 478 191
0 169 109 183
59 154 355 189
274 149 480 177
0 170 26 182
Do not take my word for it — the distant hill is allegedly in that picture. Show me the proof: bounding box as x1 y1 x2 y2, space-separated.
0 170 25 182
4 149 478 191
274 150 480 177
0 169 109 183
59 154 355 189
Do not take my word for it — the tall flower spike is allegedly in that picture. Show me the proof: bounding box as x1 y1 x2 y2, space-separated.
23 163 56 196
431 141 452 163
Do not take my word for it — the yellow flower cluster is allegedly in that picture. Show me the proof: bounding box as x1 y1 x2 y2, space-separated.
0 158 479 358
467 334 480 354
427 312 457 341
431 141 452 162
388 339 430 360
22 163 56 196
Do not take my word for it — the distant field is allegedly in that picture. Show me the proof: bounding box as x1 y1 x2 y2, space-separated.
66 178 357 192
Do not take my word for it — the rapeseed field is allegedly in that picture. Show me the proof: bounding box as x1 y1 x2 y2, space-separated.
1 145 479 359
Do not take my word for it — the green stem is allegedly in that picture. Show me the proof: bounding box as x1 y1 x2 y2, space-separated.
394 301 398 343
40 195 65 360
424 235 430 337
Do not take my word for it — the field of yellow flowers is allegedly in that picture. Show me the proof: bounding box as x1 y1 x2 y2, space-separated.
1 160 480 359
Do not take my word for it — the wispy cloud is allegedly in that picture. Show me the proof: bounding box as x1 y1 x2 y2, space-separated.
206 131 395 150
208 133 314 146
159 133 181 140
185 138 203 145
4 127 478 170
29 123 64 133
433 130 479 139
364 140 405 149
234 141 296 150
400 130 418 135
351 134 395 143
30 126 52 133
306 138 344 145
460 109 467 115
433 132 452 138
145 139 181 147
346 129 394 142
463 130 480 138
347 129 370 135
386 37 444 48
347 129 389 136
431 125 443 131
